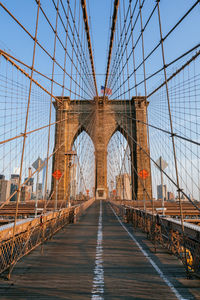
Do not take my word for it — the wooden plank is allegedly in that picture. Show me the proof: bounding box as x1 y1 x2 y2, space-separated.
0 201 199 299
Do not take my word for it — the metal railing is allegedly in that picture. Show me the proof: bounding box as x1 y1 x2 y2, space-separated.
109 200 200 278
0 198 95 276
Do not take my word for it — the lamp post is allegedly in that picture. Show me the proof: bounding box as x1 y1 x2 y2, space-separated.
65 151 77 208
52 169 62 211
32 157 44 217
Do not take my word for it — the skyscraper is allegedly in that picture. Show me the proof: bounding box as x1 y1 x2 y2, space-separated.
116 173 131 200
157 184 167 200
10 174 20 202
0 175 11 202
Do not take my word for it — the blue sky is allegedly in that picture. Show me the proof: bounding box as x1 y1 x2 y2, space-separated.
89 0 200 95
0 0 200 200
0 0 199 94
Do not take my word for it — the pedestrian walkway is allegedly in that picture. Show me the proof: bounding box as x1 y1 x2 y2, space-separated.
0 201 199 299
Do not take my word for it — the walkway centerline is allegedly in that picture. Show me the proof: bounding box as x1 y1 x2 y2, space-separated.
91 200 104 299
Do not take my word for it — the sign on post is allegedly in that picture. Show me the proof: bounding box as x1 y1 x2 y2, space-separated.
52 170 62 211
52 170 62 180
32 157 44 170
138 169 149 179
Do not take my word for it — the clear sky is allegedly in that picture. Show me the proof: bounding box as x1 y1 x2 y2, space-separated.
0 0 200 200
0 0 199 93
88 0 200 94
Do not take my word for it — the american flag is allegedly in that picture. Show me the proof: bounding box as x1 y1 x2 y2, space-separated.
101 86 112 95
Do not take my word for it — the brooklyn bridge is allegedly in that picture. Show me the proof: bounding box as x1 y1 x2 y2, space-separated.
0 0 200 299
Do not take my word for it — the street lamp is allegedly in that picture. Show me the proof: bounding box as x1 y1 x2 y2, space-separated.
65 151 77 208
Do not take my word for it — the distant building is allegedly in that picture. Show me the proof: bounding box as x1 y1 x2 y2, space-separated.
157 184 167 200
10 174 20 202
36 183 43 199
31 191 36 200
24 167 36 201
167 192 175 201
44 189 50 200
0 176 11 202
21 185 32 202
116 173 131 200
10 184 17 201
11 174 20 185
25 167 34 195
175 194 189 202
25 177 34 191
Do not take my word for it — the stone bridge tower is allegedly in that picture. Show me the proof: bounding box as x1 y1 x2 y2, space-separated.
52 96 152 201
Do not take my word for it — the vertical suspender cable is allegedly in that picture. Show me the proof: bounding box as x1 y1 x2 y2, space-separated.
104 0 120 98
81 0 98 98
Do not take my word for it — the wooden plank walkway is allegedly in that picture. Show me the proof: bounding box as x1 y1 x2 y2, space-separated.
0 201 200 299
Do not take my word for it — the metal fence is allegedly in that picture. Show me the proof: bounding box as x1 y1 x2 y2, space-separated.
110 200 200 278
0 198 95 276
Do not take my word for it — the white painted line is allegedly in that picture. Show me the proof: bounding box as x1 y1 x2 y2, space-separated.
109 204 188 300
91 200 104 300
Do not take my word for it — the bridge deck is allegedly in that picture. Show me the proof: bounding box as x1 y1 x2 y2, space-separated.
0 201 200 299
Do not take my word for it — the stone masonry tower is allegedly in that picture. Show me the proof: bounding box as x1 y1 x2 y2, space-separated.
52 96 152 201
